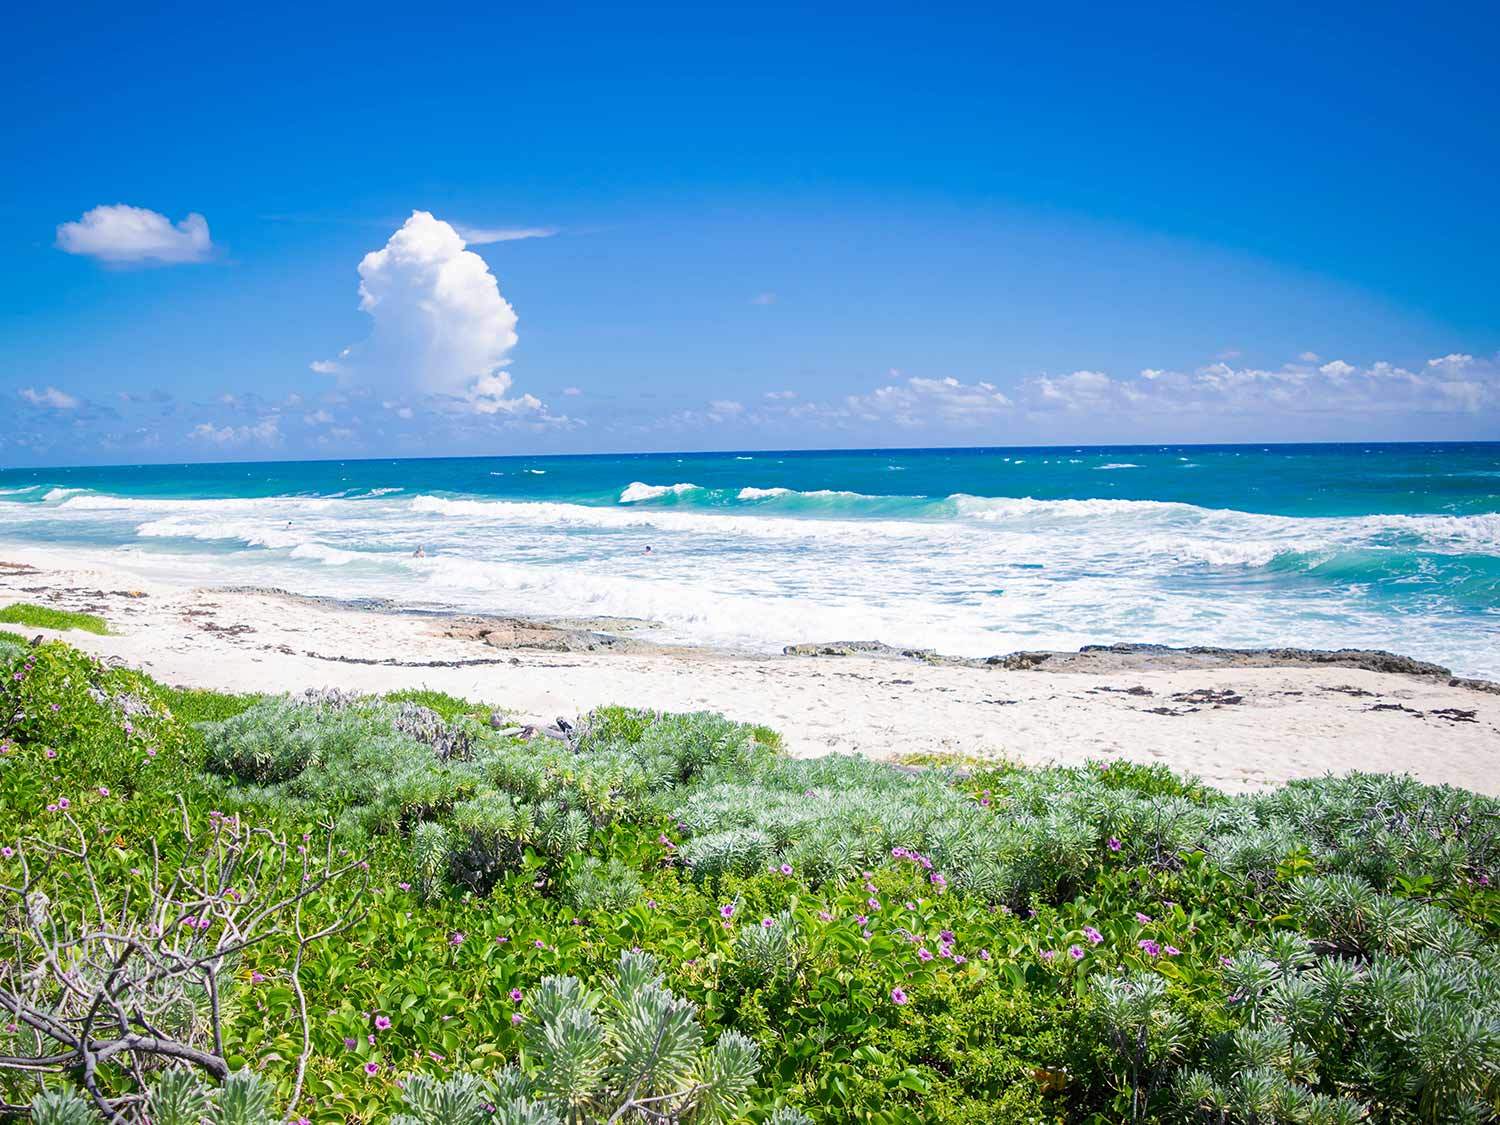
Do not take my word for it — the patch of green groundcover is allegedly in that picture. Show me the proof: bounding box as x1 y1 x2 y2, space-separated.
1 638 1497 1124
0 600 109 634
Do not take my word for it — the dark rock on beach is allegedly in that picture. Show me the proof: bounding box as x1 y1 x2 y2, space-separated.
782 638 1498 693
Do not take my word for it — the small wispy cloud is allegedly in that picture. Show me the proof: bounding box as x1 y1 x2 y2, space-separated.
749 292 778 305
19 386 80 410
455 224 559 245
56 204 214 266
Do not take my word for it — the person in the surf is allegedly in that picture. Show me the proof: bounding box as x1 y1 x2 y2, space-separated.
413 545 426 558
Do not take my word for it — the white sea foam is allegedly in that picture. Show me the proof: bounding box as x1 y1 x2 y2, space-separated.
0 486 39 496
43 487 89 501
7 484 1496 675
1095 462 1140 470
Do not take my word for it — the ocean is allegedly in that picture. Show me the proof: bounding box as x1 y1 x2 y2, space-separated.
1 443 1497 677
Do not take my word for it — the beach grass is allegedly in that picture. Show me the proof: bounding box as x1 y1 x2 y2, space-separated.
0 600 109 634
2 637 1497 1124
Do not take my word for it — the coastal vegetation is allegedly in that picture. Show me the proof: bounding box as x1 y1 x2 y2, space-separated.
0 602 109 635
2 637 1497 1123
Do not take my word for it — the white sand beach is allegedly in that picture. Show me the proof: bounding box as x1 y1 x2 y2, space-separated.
3 542 1496 795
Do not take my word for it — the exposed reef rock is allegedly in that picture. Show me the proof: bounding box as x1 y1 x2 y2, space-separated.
783 638 1498 692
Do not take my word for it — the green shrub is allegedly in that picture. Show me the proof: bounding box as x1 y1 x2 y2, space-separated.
396 950 762 1125
0 640 190 794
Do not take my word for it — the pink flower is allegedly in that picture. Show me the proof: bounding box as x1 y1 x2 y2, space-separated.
719 904 735 919
45 749 57 759
761 917 775 928
1135 913 1152 924
509 988 523 1002
867 897 881 910
374 1015 391 1030
1068 945 1085 960
1082 926 1104 945
1139 939 1161 957
890 987 908 1005
818 910 833 922
1107 837 1122 851
251 971 265 983
977 948 991 961
57 797 69 809
1040 950 1057 961
854 914 868 926
511 1012 524 1025
780 863 793 875
364 1062 380 1076
1 847 12 859
449 931 465 946
917 947 933 961
98 787 109 797
1163 945 1181 956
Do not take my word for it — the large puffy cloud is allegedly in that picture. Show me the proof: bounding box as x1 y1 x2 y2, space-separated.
56 205 214 265
323 211 556 419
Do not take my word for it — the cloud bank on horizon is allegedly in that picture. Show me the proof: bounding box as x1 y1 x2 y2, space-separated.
6 204 1498 463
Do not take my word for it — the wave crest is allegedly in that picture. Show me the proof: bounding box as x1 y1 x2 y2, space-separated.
619 481 701 503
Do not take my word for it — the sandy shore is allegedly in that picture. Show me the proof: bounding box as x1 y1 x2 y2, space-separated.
2 543 1497 795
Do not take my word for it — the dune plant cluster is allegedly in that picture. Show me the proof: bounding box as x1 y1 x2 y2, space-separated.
2 638 1497 1123
0 603 110 635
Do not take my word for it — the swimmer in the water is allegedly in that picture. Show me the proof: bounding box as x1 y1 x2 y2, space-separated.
413 545 426 558
643 545 653 555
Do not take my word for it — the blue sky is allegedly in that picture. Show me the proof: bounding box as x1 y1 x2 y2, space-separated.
2 0 1497 465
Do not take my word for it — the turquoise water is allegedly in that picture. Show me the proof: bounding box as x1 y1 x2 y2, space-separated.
1 443 1497 675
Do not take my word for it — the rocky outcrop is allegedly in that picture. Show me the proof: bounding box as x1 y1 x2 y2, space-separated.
782 638 1498 691
445 617 627 653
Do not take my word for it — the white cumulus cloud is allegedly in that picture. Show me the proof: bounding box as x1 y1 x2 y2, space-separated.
188 418 281 447
326 211 550 418
846 373 1013 427
56 204 214 265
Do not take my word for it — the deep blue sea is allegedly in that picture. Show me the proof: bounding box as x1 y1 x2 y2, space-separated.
2 444 1497 676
